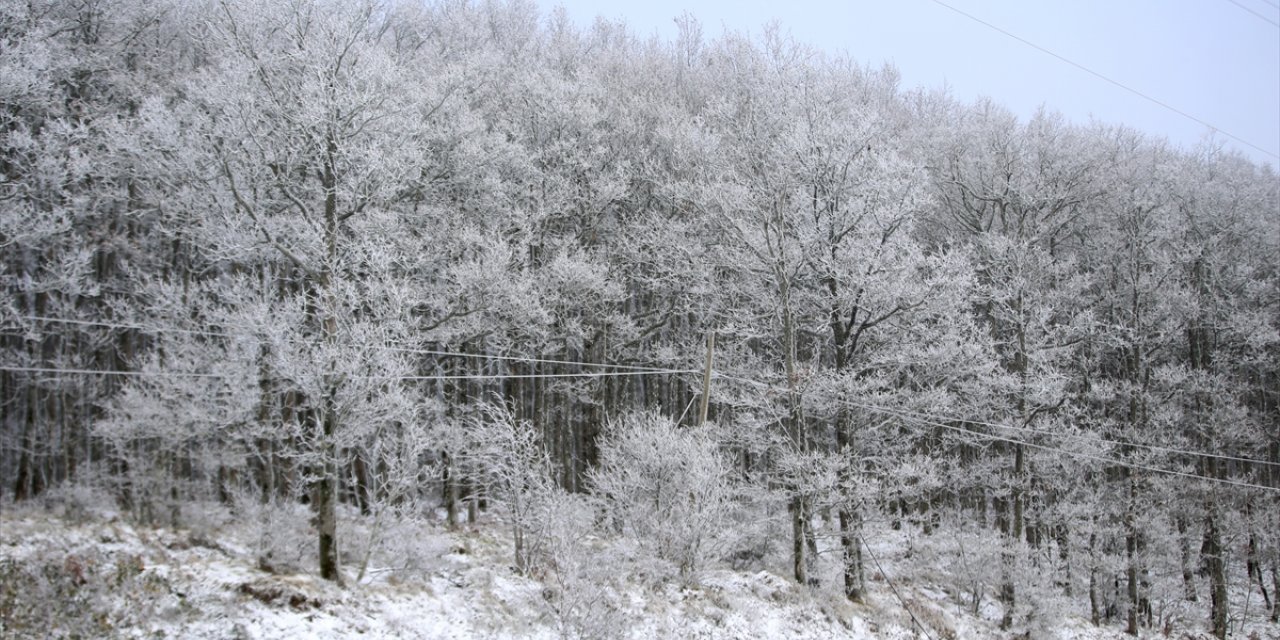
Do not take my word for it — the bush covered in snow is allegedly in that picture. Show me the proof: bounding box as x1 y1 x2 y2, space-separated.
589 411 737 582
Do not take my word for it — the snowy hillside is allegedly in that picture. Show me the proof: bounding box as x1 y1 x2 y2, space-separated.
4 498 1263 639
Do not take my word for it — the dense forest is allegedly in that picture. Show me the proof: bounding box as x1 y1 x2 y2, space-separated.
1 0 1277 637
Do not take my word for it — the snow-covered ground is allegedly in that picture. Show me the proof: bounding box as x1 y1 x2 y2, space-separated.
0 499 1271 639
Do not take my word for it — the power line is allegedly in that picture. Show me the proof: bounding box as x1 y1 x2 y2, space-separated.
960 410 1280 469
11 316 231 339
1224 0 1280 27
926 0 1280 161
380 343 682 372
838 398 1280 493
0 364 697 382
1257 0 1280 11
808 386 1280 469
12 315 682 373
0 365 228 379
675 394 699 426
362 370 698 381
713 371 1280 474
863 401 1280 470
712 371 791 391
862 539 935 640
14 318 1277 485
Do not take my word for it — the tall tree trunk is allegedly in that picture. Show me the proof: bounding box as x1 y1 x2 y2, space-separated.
1057 523 1072 597
1248 527 1272 619
780 276 811 586
1089 567 1100 625
836 412 864 602
317 394 341 584
1088 524 1101 626
838 505 864 600
1125 470 1139 636
353 453 371 516
315 134 343 586
1001 301 1031 631
1177 515 1198 602
791 494 808 586
1186 281 1224 635
1271 560 1279 623
1001 442 1025 630
443 450 459 529
13 394 37 501
1204 504 1227 639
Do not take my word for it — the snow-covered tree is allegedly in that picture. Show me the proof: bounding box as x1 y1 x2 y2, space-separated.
590 410 736 581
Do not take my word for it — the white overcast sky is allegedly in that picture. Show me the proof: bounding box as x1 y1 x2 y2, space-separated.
531 0 1280 169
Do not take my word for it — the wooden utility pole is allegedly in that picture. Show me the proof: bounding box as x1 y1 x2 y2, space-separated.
698 331 715 427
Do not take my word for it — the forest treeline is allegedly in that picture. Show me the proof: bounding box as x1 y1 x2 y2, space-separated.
1 0 1277 637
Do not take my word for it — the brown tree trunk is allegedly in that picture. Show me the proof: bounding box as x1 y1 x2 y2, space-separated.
1248 530 1272 619
1177 515 1198 602
317 393 342 585
836 411 863 601
780 277 811 587
1089 530 1100 626
838 507 864 600
1001 442 1025 630
1271 561 1279 623
353 453 371 516
1057 524 1072 597
1125 471 1139 636
314 133 343 586
1204 505 1227 639
13 396 37 501
791 495 808 586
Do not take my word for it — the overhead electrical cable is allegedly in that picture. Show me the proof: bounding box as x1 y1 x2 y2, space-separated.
12 315 233 339
711 371 1280 488
12 315 681 373
862 538 935 640
717 367 1280 469
359 370 699 381
674 394 700 426
380 343 683 372
954 410 1280 469
1223 0 1280 27
927 0 1280 161
0 365 229 379
836 398 1280 493
12 318 1274 487
2 366 701 378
